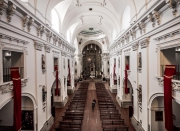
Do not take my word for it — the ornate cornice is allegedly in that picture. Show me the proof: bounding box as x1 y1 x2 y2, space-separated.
139 37 149 49
0 78 28 94
0 33 29 44
44 44 51 53
154 29 180 41
52 50 59 55
34 40 43 51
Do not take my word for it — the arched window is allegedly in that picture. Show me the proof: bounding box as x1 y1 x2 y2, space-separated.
51 9 60 33
122 6 130 30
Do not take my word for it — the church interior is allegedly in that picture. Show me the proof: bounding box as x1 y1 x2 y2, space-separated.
0 0 180 131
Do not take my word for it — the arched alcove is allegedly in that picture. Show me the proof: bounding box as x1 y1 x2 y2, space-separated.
81 43 102 79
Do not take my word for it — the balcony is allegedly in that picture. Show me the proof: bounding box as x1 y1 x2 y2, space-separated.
3 67 24 82
161 65 180 80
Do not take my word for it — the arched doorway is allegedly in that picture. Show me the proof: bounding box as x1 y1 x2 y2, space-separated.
0 95 36 131
149 95 180 131
82 43 102 79
21 96 35 130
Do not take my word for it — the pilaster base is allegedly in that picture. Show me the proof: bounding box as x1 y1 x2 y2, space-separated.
53 96 69 108
131 116 145 131
109 85 117 93
67 86 75 95
40 116 54 131
116 97 132 108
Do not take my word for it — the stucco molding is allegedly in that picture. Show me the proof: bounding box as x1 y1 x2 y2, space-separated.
0 78 28 94
156 76 180 92
34 40 43 51
44 44 51 53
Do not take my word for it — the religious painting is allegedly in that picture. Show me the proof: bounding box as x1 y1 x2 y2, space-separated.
22 111 34 130
155 111 163 121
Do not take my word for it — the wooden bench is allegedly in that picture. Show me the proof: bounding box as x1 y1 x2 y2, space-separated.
62 116 83 122
64 112 84 117
100 114 121 119
66 109 84 113
55 127 81 131
102 125 129 131
59 121 82 128
102 119 124 125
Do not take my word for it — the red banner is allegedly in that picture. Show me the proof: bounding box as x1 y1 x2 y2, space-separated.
125 65 129 94
164 65 175 131
10 67 21 131
113 63 116 84
54 65 59 96
68 65 71 86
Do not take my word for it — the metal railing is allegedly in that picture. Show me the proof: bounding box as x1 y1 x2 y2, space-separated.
3 67 24 82
161 65 180 80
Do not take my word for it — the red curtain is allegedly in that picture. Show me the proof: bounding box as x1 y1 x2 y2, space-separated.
113 63 116 84
68 65 71 86
10 67 21 131
125 65 129 94
54 65 59 96
164 65 176 131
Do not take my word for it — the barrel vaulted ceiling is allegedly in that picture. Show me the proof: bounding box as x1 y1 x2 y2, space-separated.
20 0 149 45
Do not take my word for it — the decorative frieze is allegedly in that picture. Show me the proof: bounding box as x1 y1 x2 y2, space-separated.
152 10 160 25
53 35 58 45
156 77 180 92
139 37 149 49
34 41 43 51
6 2 16 23
166 0 178 16
22 15 29 30
37 25 45 37
138 22 145 34
44 44 51 53
148 13 155 27
130 29 136 39
132 42 139 51
27 17 34 32
0 0 8 19
0 78 28 94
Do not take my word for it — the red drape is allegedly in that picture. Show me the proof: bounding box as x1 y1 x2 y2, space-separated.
10 67 21 131
54 65 59 96
68 65 71 86
113 63 116 84
125 65 129 94
164 65 176 131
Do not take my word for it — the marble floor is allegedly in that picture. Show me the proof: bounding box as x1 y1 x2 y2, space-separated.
49 80 136 131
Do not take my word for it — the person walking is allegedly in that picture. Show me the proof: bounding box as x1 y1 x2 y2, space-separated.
92 100 95 111
93 99 96 107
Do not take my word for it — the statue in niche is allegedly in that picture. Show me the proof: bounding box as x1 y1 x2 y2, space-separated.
42 54 46 73
138 85 142 105
138 52 142 68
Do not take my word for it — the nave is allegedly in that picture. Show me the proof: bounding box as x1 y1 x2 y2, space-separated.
50 81 135 131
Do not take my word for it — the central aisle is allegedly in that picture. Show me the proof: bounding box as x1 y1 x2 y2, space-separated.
81 82 102 131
